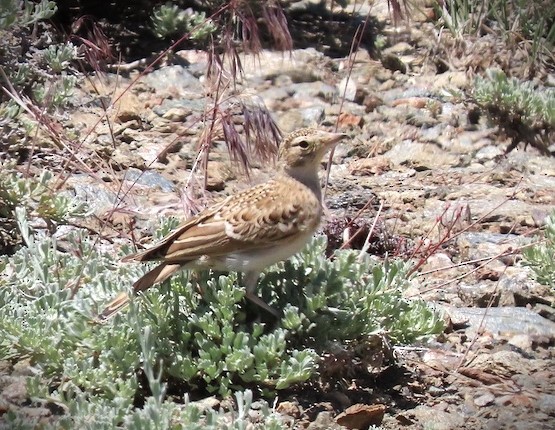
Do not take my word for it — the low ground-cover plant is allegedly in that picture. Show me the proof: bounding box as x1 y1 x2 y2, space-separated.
0 199 443 427
434 0 555 71
0 169 88 223
151 3 217 41
472 69 554 154
0 168 89 254
0 0 75 112
0 0 56 30
523 211 555 288
1 0 78 158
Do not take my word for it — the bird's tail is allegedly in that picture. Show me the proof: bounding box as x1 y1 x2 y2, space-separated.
97 264 181 321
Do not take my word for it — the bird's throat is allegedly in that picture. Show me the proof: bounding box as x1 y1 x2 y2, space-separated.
282 165 322 202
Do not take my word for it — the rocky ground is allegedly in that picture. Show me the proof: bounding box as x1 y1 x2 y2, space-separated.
1 0 555 429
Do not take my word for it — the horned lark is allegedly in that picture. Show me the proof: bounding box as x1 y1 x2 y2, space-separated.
98 128 347 320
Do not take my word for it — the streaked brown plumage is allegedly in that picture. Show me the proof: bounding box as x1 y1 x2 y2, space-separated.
98 128 347 320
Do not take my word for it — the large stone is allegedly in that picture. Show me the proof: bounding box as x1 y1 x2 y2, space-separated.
442 306 555 341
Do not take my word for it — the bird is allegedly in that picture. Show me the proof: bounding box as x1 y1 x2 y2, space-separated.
98 128 347 320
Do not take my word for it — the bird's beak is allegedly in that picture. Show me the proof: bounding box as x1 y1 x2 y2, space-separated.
320 131 348 149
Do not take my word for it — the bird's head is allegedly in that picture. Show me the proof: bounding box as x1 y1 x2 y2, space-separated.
278 128 347 171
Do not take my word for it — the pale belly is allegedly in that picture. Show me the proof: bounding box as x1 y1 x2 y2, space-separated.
186 229 315 273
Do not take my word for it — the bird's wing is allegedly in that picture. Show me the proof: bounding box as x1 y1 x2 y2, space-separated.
123 178 321 264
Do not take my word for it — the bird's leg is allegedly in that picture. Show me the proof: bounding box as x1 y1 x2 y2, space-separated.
242 271 280 317
242 271 260 295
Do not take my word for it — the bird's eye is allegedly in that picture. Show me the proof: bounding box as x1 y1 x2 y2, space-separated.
298 140 310 149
